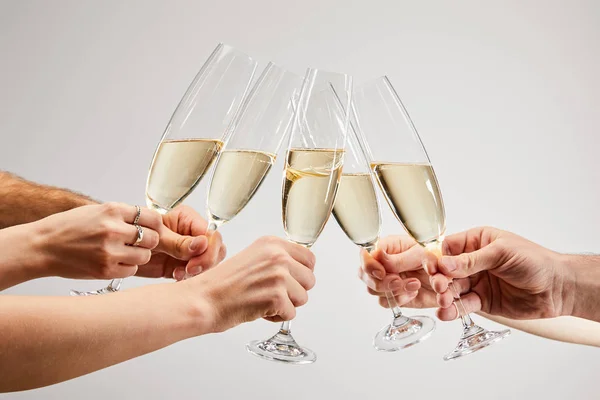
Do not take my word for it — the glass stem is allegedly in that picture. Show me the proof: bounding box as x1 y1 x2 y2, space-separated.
280 320 291 335
108 278 122 291
277 240 311 336
364 241 403 319
450 282 475 330
207 217 219 233
426 240 474 330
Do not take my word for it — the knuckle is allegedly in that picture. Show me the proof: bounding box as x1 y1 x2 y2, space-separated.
271 265 288 284
174 237 186 256
296 291 308 307
256 236 279 247
102 202 122 217
139 250 152 265
305 272 316 290
305 252 316 270
271 250 291 265
147 231 160 249
150 211 162 227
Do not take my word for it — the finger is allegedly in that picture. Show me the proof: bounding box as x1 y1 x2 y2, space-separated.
435 278 470 307
120 205 163 232
358 266 378 291
361 249 386 280
217 243 227 263
275 292 297 321
438 241 502 279
287 260 316 290
373 244 426 274
377 235 418 254
285 274 309 307
422 250 440 275
359 266 420 294
116 247 152 266
378 291 418 308
124 225 160 249
114 264 139 278
430 273 450 294
173 267 186 281
157 228 209 261
277 239 315 270
173 205 209 236
436 292 482 321
436 291 454 308
185 231 223 275
367 287 408 298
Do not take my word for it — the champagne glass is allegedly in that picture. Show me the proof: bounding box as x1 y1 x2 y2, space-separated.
70 43 257 296
353 76 510 360
332 115 436 351
246 69 352 364
204 63 303 231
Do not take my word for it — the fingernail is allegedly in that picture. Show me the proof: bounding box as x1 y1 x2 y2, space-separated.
187 266 203 275
173 269 185 281
388 279 403 291
372 270 384 280
441 256 456 271
405 281 420 291
422 259 433 274
189 237 205 251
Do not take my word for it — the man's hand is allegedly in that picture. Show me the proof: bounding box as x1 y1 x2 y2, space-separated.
429 227 572 321
136 205 226 280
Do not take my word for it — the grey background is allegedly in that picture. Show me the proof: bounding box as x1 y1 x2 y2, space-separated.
1 0 599 399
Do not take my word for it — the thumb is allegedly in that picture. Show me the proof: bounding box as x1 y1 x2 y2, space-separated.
438 242 502 278
156 228 208 260
374 245 426 274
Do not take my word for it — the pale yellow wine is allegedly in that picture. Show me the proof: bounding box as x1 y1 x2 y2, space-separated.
332 173 380 248
207 149 276 224
371 162 445 244
282 148 344 246
146 138 223 212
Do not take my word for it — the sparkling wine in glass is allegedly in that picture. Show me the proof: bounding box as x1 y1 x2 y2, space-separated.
246 69 352 364
205 63 303 231
353 76 510 360
332 109 436 351
70 43 257 296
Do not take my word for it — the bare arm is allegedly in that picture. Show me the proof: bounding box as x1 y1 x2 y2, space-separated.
0 171 97 228
0 236 316 393
478 313 600 348
0 283 205 392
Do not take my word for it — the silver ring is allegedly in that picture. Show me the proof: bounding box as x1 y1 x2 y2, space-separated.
133 224 143 246
133 205 141 225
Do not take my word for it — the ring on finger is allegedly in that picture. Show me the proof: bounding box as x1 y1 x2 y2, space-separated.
133 205 141 225
133 224 143 246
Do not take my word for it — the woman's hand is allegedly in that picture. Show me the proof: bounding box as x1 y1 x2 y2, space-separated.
33 203 162 279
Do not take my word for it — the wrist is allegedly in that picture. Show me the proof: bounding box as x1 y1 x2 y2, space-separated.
559 254 600 322
176 278 218 336
0 223 53 289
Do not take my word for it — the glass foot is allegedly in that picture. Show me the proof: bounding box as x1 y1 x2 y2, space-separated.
443 324 511 361
70 279 123 296
70 286 119 296
246 331 316 365
373 315 436 352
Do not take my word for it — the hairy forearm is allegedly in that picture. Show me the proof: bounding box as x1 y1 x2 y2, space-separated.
0 171 97 228
478 313 600 348
0 282 207 393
